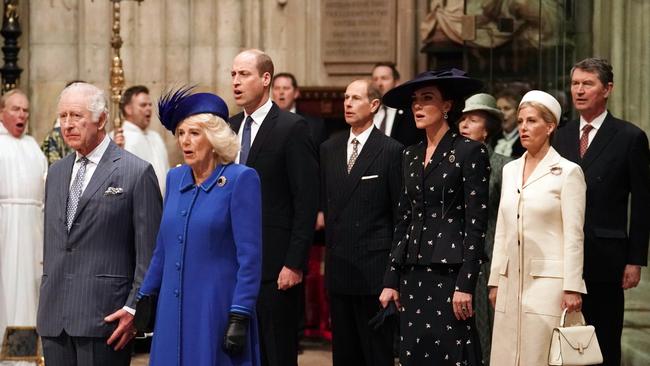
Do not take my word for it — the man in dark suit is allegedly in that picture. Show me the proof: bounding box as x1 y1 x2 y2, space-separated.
229 49 319 366
553 58 650 366
321 79 403 365
272 72 328 148
37 82 162 365
371 62 424 146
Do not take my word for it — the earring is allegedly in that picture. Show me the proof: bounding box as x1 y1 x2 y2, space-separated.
443 111 448 120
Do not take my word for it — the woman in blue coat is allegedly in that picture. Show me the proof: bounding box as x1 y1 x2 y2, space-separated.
138 88 262 365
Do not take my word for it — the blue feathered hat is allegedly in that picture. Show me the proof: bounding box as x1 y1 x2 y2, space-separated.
158 86 229 133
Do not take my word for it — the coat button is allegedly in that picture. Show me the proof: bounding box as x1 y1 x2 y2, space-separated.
177 235 183 243
181 210 187 216
174 289 179 297
175 262 181 270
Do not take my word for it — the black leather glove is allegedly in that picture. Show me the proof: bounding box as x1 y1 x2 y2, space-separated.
134 293 157 333
222 312 249 356
368 302 397 330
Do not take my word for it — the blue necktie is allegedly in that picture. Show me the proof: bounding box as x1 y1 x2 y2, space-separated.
66 156 89 231
240 116 253 164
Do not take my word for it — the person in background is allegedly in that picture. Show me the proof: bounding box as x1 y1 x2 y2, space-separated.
494 90 525 158
371 62 424 146
138 89 262 365
489 90 586 366
113 85 170 194
0 89 47 333
457 92 512 365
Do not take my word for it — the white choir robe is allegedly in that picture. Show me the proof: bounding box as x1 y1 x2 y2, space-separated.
0 123 47 331
113 121 170 194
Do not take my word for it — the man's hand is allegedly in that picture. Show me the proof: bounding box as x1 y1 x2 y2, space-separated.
113 127 125 148
315 211 325 231
622 264 642 289
277 266 303 290
104 309 136 351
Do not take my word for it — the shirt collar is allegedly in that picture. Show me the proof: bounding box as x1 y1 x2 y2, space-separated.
503 128 519 140
580 110 608 131
77 134 111 165
244 97 273 125
289 105 297 114
348 124 374 147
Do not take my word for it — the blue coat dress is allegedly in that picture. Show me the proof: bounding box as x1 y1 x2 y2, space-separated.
140 163 262 366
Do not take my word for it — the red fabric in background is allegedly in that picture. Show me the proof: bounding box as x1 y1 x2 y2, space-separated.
303 245 331 341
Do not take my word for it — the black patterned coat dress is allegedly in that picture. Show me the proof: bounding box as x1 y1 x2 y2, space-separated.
384 130 490 365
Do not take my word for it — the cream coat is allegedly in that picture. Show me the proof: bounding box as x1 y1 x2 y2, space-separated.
488 147 587 366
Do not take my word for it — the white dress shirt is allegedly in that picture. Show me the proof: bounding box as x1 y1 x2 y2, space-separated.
494 129 520 157
69 134 111 193
579 110 608 147
236 97 273 163
373 106 397 136
347 124 374 162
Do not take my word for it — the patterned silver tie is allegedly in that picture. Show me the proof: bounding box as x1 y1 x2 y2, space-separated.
347 138 360 174
66 157 89 231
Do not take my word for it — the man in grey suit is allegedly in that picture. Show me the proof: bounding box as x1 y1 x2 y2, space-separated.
37 82 162 366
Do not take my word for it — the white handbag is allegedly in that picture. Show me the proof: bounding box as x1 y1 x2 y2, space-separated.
548 309 603 365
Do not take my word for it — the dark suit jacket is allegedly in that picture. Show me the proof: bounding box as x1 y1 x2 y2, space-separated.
296 108 328 150
230 102 319 281
389 108 425 147
384 130 491 293
553 113 650 283
37 141 162 337
321 128 403 295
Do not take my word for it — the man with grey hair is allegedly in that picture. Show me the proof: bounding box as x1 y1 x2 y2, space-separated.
37 82 162 365
554 57 650 366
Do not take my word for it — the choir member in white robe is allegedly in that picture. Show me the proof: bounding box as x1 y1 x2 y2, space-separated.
112 86 170 193
0 90 47 331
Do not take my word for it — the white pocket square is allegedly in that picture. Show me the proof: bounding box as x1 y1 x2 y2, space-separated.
104 187 123 196
361 175 379 180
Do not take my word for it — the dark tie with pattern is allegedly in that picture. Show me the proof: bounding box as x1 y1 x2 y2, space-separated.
240 116 253 164
579 124 593 158
347 138 360 173
66 156 89 231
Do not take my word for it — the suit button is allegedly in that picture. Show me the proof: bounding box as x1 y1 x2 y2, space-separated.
174 289 179 297
66 248 72 252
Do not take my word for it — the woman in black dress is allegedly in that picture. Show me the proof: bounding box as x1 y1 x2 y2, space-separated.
379 69 489 365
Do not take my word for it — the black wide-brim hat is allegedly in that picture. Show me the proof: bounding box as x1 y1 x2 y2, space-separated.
382 68 483 109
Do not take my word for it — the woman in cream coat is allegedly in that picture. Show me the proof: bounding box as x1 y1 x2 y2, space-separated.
488 90 587 366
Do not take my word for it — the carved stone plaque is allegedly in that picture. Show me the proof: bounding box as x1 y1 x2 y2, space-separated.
321 0 396 75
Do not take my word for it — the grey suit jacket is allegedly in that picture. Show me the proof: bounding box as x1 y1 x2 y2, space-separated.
37 140 162 338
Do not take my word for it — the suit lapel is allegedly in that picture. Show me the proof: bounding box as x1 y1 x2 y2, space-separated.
229 113 244 134
423 130 456 180
246 104 279 165
522 148 562 188
72 142 120 224
560 120 581 163
333 129 384 218
581 113 618 170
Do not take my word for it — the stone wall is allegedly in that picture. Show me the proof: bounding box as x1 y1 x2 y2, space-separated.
16 0 418 165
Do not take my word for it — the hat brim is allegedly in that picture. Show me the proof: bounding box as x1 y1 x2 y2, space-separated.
461 105 503 119
383 77 483 109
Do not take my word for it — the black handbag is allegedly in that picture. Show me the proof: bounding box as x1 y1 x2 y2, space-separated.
134 294 158 333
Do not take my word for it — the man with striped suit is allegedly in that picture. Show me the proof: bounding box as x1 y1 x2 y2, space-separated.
320 79 403 366
37 82 162 366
